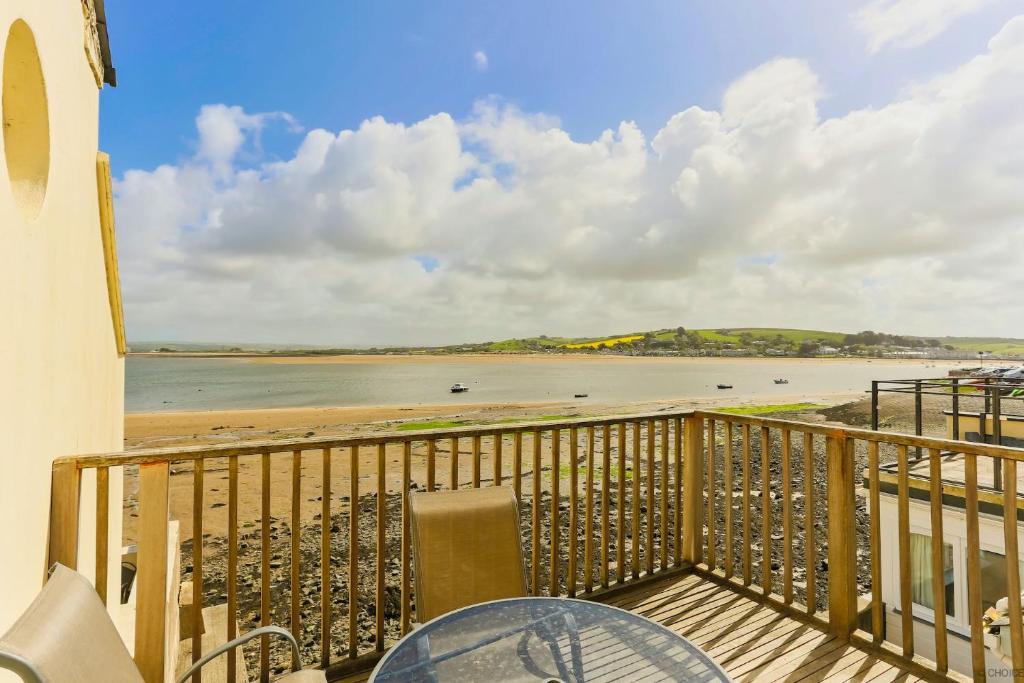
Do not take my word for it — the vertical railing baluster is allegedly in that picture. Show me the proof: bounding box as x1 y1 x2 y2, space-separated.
513 432 523 501
868 442 883 643
1002 457 1024 673
761 426 772 594
631 422 641 579
228 457 239 681
472 435 481 488
401 441 412 634
375 444 386 652
290 450 301 671
601 424 611 589
532 429 541 595
646 420 655 575
320 448 332 667
782 430 793 605
568 427 578 597
426 440 436 492
260 452 271 683
742 424 752 586
585 425 595 593
450 437 459 490
804 433 816 613
550 429 561 596
723 423 734 579
674 417 682 567
965 452 985 680
95 466 109 606
927 447 948 673
706 418 716 570
494 433 503 486
349 446 359 659
191 459 204 682
617 424 626 584
897 444 914 657
660 419 669 571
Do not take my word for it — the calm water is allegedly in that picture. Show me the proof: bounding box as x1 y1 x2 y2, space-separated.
125 356 958 413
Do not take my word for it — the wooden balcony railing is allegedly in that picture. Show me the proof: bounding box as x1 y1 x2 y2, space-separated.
45 409 1024 682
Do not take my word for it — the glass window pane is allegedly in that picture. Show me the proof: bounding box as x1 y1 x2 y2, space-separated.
979 550 1024 616
910 532 954 617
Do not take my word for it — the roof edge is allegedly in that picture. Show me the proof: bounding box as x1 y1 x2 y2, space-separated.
93 0 116 87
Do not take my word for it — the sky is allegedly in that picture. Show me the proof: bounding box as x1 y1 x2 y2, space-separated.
101 0 1024 346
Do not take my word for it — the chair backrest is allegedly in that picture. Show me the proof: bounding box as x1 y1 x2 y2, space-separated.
409 487 528 622
0 564 143 683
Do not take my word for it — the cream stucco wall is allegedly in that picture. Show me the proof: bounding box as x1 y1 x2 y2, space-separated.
0 0 124 644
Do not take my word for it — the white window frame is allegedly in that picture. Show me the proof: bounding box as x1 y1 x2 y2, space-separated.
885 496 1024 639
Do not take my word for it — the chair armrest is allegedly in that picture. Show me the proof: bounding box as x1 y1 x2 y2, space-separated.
175 625 302 683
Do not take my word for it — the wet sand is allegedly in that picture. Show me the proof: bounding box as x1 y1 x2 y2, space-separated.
123 393 868 544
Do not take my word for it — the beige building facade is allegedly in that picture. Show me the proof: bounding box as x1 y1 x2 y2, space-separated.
0 0 123 645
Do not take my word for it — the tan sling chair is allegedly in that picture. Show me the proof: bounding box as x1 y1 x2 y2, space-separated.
409 487 528 623
0 564 325 683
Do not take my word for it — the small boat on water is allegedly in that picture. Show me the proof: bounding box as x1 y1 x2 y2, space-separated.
774 378 789 385
574 393 589 398
450 383 469 393
716 384 732 390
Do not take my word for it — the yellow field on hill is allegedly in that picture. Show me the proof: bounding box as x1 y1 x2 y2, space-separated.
564 334 644 349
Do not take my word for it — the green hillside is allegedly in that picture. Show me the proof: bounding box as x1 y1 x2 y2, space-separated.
939 337 1024 355
487 327 846 351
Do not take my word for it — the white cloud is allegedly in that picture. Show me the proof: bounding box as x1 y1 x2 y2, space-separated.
853 0 994 53
473 50 488 72
115 16 1024 345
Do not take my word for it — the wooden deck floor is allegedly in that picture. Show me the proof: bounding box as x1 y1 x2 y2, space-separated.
339 571 927 683
598 572 924 683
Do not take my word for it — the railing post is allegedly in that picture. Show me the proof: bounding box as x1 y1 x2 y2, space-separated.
682 415 704 566
870 381 879 431
135 462 170 683
47 461 81 575
826 433 857 639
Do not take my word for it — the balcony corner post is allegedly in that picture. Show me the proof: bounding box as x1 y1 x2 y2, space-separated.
135 461 171 683
46 461 81 577
826 433 857 640
682 414 704 566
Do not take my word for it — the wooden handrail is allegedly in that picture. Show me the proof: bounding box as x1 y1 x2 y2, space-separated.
55 410 698 468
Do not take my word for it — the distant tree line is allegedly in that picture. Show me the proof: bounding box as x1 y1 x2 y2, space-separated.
842 330 949 349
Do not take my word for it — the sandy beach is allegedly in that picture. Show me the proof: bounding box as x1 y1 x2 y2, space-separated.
124 392 872 541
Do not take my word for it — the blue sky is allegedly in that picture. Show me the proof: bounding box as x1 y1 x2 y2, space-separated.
105 2 1024 344
101 0 1015 174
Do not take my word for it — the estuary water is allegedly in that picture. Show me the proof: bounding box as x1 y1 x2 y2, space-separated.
125 355 957 413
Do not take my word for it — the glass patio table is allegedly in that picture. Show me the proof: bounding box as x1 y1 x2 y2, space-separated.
368 597 732 682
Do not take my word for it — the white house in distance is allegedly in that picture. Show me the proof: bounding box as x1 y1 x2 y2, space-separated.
0 0 124 661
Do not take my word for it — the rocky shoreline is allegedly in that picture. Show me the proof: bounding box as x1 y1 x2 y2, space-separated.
179 428 882 676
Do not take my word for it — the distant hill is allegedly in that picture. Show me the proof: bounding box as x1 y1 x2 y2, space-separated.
128 328 1024 358
482 328 848 353
937 337 1024 356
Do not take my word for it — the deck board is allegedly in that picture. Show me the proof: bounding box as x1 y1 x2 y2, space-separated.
334 572 928 683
